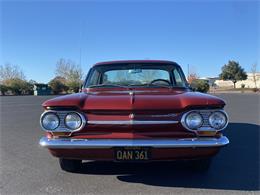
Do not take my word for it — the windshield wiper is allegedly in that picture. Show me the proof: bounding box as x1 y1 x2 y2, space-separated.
147 83 172 89
88 84 129 88
127 83 172 89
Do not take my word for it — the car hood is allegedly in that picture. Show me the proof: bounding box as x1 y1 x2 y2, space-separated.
42 90 225 111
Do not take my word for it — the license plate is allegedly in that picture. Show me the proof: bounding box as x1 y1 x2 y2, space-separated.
114 147 151 161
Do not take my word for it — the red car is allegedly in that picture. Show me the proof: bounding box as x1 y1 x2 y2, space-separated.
39 60 229 172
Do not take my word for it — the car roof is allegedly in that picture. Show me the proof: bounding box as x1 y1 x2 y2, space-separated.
93 60 179 67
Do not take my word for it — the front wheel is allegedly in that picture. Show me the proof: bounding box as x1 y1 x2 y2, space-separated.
59 158 82 172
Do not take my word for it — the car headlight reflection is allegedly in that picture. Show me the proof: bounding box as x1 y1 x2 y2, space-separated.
65 113 82 130
185 112 203 130
209 111 227 130
41 112 59 130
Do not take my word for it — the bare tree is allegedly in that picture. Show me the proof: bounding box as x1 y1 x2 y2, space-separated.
55 58 84 92
114 70 131 84
187 65 199 84
139 70 159 83
187 72 199 84
0 63 26 83
251 63 258 89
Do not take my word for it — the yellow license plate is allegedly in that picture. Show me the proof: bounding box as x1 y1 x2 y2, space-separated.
114 147 151 161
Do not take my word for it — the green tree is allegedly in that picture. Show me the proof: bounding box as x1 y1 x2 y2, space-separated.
5 78 31 95
49 77 69 95
190 79 210 93
0 84 9 95
219 61 247 88
67 81 81 93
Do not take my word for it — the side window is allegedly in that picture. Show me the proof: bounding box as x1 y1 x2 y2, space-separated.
173 68 185 87
88 70 100 86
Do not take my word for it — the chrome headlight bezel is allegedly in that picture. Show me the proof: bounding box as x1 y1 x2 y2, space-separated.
64 112 83 130
209 111 228 130
40 110 86 133
40 112 60 131
181 109 228 132
184 112 203 130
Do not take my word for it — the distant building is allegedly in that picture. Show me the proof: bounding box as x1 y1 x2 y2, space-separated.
215 72 260 88
199 77 219 87
33 84 52 96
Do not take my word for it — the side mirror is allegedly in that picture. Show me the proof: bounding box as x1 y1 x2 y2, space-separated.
187 84 193 91
79 84 83 92
188 83 196 91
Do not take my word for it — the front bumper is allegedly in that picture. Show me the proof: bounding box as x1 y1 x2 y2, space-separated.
39 136 229 149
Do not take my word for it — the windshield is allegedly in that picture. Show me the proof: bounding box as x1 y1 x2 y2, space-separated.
84 64 188 88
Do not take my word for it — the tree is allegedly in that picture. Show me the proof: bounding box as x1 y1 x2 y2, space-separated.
187 73 199 84
190 79 210 93
66 81 81 93
251 63 258 89
139 70 159 83
0 63 25 83
55 59 83 92
219 61 247 88
0 64 32 95
49 77 69 95
0 84 9 95
4 78 32 95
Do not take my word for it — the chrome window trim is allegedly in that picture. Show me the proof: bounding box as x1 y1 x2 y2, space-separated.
40 110 87 133
87 120 178 125
181 109 229 132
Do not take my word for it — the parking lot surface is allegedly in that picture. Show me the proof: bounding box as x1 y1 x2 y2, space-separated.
0 94 259 194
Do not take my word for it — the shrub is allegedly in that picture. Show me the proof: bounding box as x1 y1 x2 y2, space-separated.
49 77 69 95
0 84 9 95
4 78 33 95
190 79 210 93
67 80 82 93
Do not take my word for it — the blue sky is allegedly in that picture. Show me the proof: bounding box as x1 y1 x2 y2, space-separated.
1 0 259 83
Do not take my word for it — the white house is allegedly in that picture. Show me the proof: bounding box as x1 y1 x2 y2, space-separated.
214 72 260 88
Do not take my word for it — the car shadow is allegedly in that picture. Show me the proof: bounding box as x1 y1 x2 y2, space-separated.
78 123 259 191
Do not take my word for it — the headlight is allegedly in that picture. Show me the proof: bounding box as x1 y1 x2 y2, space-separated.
65 113 82 130
209 111 227 130
185 112 203 130
41 112 59 130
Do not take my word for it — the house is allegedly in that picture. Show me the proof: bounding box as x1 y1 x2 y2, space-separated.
33 84 52 96
215 72 260 88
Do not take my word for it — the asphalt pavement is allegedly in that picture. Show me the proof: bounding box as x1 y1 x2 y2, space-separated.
0 93 259 195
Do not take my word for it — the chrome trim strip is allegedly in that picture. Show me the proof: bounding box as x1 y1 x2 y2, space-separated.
87 90 163 94
87 120 179 125
39 136 229 149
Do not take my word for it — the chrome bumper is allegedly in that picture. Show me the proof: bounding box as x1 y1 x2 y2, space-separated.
39 136 229 149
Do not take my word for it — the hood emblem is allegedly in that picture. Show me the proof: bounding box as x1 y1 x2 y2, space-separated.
129 113 135 119
129 91 135 104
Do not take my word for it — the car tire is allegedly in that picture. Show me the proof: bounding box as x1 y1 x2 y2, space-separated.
188 158 212 172
59 158 82 172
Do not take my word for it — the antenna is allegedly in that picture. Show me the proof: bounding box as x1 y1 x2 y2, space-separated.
79 22 83 67
187 64 190 78
79 21 83 92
